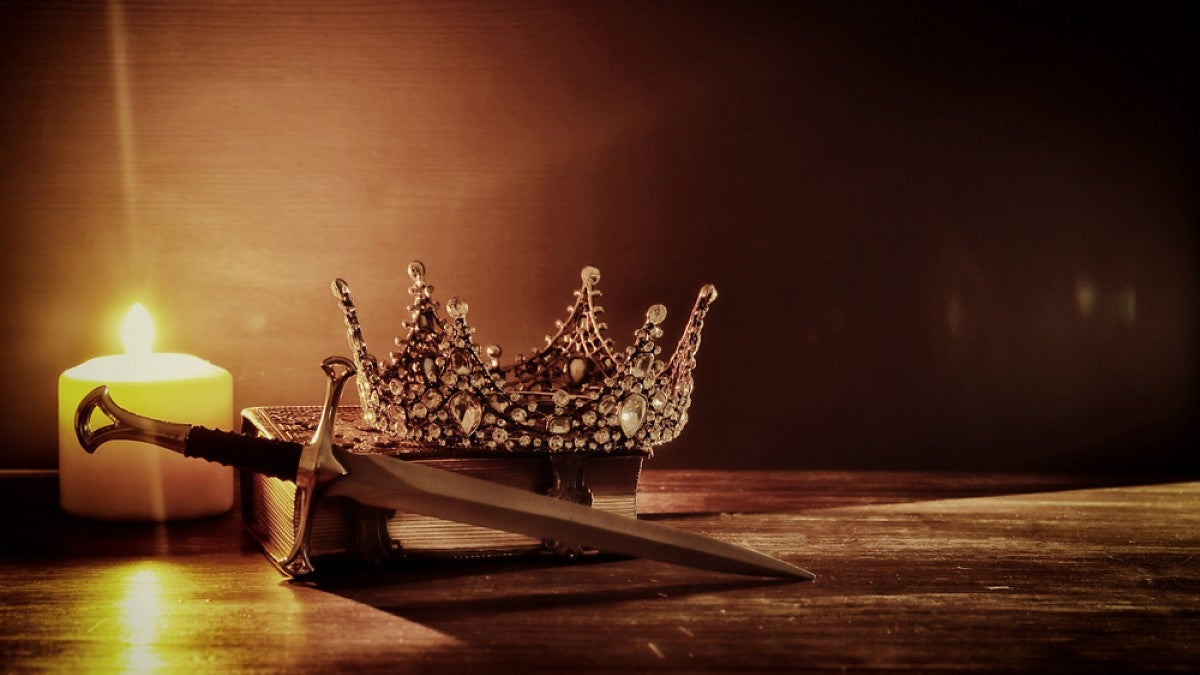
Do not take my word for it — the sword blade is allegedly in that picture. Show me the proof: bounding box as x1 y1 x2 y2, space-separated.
324 452 813 580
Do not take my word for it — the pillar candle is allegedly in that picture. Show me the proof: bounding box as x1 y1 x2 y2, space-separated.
58 304 234 521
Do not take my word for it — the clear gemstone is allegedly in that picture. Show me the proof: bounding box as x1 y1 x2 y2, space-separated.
650 391 668 410
548 417 570 435
519 435 531 447
511 408 528 423
581 411 597 425
448 350 472 375
646 304 667 325
385 403 405 421
491 428 508 443
631 353 654 378
411 402 427 419
490 397 509 413
446 296 468 319
388 379 403 396
598 396 617 414
553 390 570 407
548 436 564 450
423 357 439 382
422 390 443 410
567 358 588 384
679 378 694 397
407 260 425 281
448 393 482 435
619 394 647 437
594 428 610 444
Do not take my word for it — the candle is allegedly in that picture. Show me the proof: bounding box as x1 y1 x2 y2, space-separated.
58 304 234 521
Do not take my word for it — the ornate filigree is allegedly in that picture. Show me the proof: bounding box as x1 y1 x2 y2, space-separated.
333 261 716 454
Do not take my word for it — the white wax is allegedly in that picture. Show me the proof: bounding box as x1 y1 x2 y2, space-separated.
58 353 234 521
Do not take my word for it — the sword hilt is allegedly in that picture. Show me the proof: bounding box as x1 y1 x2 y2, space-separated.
271 355 357 578
75 386 304 482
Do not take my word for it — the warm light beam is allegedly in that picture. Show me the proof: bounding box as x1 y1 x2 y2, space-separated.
107 0 139 231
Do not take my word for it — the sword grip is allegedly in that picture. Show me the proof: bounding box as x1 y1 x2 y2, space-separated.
184 427 303 482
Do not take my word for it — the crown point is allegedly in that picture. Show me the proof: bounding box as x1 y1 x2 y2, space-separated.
446 296 468 319
407 260 426 283
646 304 668 325
332 278 350 298
581 266 601 286
701 284 718 302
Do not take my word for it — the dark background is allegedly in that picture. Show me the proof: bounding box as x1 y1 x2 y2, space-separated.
1 1 1195 472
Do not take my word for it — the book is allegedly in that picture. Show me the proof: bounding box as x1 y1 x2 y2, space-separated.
239 405 646 569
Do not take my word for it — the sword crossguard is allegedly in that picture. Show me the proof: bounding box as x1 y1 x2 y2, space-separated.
272 355 356 577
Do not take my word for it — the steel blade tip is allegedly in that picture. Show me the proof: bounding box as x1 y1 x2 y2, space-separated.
773 561 816 581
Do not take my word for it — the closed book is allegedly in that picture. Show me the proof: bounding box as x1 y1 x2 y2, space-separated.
239 405 646 568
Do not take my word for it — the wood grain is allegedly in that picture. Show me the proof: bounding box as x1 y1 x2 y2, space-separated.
2 469 1197 671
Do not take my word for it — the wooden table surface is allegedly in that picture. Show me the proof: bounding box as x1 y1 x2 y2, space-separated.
1 469 1197 672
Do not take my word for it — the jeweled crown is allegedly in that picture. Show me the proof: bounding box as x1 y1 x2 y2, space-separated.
333 261 716 454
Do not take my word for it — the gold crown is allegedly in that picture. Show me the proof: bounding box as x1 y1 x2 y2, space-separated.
332 261 716 454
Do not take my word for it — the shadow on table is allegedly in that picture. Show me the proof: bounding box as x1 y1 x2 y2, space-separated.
298 553 797 623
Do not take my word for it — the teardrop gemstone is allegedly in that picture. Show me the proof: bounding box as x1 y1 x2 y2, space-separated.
422 356 439 382
618 394 647 437
567 358 589 384
448 393 482 435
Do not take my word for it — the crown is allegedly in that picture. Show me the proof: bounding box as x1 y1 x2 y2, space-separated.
332 261 717 455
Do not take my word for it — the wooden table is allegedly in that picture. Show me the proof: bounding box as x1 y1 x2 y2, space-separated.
2 470 1197 672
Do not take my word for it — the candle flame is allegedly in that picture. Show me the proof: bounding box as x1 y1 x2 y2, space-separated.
121 303 155 356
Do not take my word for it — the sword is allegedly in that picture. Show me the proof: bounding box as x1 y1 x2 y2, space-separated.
74 356 813 581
